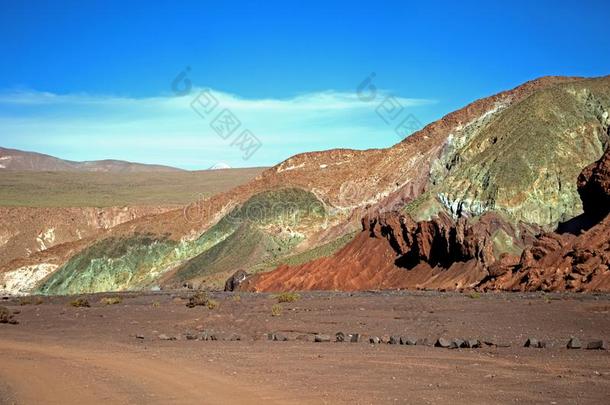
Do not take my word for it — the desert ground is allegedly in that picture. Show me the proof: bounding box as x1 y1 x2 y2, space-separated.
1 290 609 404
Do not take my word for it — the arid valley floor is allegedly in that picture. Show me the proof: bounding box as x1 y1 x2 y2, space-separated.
1 291 609 404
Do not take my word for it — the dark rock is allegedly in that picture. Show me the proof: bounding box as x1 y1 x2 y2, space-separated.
566 337 582 349
224 269 249 292
435 338 451 348
314 334 331 343
135 334 145 340
335 332 346 342
349 333 360 343
586 340 608 350
369 336 381 344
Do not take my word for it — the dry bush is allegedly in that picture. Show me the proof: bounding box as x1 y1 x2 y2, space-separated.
100 296 122 305
70 298 90 308
271 303 283 317
0 306 18 324
275 292 300 303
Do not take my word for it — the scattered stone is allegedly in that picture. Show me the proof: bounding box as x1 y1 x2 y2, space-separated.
380 335 391 344
369 336 381 344
463 339 481 348
200 331 209 341
418 338 430 346
435 338 451 348
227 333 241 341
586 340 608 350
314 334 331 343
273 333 289 342
484 339 511 348
401 337 418 346
335 332 346 342
158 334 176 341
296 334 310 342
208 333 220 341
349 333 360 343
389 336 401 345
184 332 198 340
524 338 545 348
451 339 465 349
135 334 145 340
567 337 582 349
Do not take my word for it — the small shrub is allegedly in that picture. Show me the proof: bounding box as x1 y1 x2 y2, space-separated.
186 291 209 308
468 292 481 299
100 296 122 305
271 303 283 317
206 299 219 310
70 298 90 308
19 297 32 306
276 292 300 303
0 306 18 324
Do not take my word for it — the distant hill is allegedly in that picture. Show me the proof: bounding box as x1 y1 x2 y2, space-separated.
0 147 183 172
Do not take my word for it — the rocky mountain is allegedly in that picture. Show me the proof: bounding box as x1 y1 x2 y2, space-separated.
0 147 183 172
3 75 609 295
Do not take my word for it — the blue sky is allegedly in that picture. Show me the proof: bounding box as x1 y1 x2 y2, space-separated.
1 0 608 169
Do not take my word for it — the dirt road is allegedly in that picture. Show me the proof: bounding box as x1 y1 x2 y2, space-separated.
1 291 609 404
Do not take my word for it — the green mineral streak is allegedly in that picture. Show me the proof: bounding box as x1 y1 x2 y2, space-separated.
407 77 610 228
38 188 327 294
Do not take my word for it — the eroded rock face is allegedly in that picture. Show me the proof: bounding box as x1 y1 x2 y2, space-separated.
479 148 610 292
242 211 535 292
365 211 535 270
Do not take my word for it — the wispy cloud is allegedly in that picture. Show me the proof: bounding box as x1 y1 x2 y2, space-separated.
0 88 436 169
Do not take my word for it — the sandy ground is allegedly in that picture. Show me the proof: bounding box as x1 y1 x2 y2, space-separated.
1 291 609 404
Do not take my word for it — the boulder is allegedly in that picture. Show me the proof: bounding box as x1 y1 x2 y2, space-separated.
158 334 176 341
389 336 401 345
586 340 608 350
524 338 545 348
224 269 249 292
315 334 331 343
369 336 381 344
349 333 361 343
566 337 582 349
452 339 465 349
435 338 451 348
463 339 481 348
335 332 346 342
401 337 418 346
273 333 289 342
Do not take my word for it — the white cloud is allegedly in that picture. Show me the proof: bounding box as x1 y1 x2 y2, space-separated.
0 88 436 169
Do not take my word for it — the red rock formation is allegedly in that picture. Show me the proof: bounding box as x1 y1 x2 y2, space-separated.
243 211 536 292
480 148 610 292
245 148 610 293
